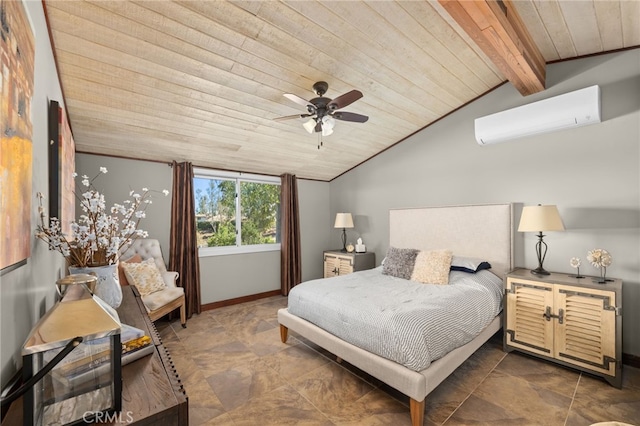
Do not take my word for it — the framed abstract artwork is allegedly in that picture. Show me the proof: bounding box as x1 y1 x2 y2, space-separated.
48 100 76 237
1 0 35 272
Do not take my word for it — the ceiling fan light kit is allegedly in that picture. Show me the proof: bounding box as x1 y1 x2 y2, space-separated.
321 116 335 137
303 118 317 134
276 81 368 148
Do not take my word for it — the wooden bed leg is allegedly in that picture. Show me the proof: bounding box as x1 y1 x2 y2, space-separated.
336 356 343 364
410 398 425 426
279 324 289 343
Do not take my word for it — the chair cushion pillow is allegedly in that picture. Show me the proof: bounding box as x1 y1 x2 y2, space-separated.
142 286 184 312
121 258 167 297
118 254 142 286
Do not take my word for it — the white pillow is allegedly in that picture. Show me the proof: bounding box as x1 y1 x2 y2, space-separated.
121 258 166 297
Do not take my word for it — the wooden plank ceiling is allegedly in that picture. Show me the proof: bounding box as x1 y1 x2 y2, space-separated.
44 0 639 181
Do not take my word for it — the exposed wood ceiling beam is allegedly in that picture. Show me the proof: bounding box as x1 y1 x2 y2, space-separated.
439 0 546 96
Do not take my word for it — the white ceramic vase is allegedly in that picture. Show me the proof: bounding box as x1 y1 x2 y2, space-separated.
68 263 122 308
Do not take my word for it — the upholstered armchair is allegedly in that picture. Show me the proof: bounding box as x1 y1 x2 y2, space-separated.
119 239 186 328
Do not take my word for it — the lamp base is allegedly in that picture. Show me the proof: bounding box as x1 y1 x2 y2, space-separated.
531 233 550 276
531 267 550 276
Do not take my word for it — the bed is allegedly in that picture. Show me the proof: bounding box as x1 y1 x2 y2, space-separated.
277 203 514 425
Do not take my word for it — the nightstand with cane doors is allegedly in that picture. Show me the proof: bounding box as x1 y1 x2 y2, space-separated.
504 268 622 388
323 250 375 278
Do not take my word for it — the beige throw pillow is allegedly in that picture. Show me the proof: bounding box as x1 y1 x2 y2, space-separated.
411 250 453 285
121 258 166 296
118 254 142 286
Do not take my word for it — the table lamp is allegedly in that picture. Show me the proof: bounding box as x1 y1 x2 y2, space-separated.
20 284 122 425
518 204 565 275
334 213 354 252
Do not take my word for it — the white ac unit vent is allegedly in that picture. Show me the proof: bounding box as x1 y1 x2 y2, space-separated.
475 85 601 145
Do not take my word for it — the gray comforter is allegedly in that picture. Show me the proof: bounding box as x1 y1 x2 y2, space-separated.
287 267 503 371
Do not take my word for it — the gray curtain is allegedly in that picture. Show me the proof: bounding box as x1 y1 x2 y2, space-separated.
280 173 301 296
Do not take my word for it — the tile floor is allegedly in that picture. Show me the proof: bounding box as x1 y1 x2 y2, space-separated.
155 295 640 426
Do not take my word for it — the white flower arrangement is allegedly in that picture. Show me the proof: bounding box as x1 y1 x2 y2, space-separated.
36 167 169 267
587 249 612 269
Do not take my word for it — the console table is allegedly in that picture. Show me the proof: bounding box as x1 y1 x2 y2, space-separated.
2 285 188 425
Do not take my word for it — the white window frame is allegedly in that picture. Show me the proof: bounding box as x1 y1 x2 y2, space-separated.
194 168 281 257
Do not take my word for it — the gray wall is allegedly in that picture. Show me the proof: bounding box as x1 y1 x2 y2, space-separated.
75 154 331 304
329 49 640 356
199 251 281 303
74 154 173 260
298 180 331 282
0 1 66 389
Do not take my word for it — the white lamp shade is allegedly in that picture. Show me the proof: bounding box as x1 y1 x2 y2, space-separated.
322 116 335 130
302 118 316 134
518 205 565 232
334 213 354 229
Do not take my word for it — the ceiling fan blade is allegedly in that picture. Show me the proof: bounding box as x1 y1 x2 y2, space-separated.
332 111 369 123
284 93 314 108
327 90 363 110
273 114 312 121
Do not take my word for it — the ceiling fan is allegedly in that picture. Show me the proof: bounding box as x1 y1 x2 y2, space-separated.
275 81 368 146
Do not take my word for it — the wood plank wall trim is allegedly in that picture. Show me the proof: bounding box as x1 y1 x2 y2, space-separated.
201 290 282 311
622 353 640 369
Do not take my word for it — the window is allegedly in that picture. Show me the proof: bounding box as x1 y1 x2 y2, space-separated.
193 169 281 256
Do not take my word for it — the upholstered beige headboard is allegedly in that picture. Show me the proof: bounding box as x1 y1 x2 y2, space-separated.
389 203 514 279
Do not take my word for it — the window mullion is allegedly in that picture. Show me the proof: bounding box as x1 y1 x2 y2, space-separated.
235 179 241 247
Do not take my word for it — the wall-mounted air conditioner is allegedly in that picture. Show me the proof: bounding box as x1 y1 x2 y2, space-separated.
475 85 601 145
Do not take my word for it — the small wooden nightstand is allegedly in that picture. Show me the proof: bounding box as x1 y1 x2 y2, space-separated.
323 250 375 278
504 268 622 388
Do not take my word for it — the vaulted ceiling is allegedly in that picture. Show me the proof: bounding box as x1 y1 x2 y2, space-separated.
44 1 639 181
